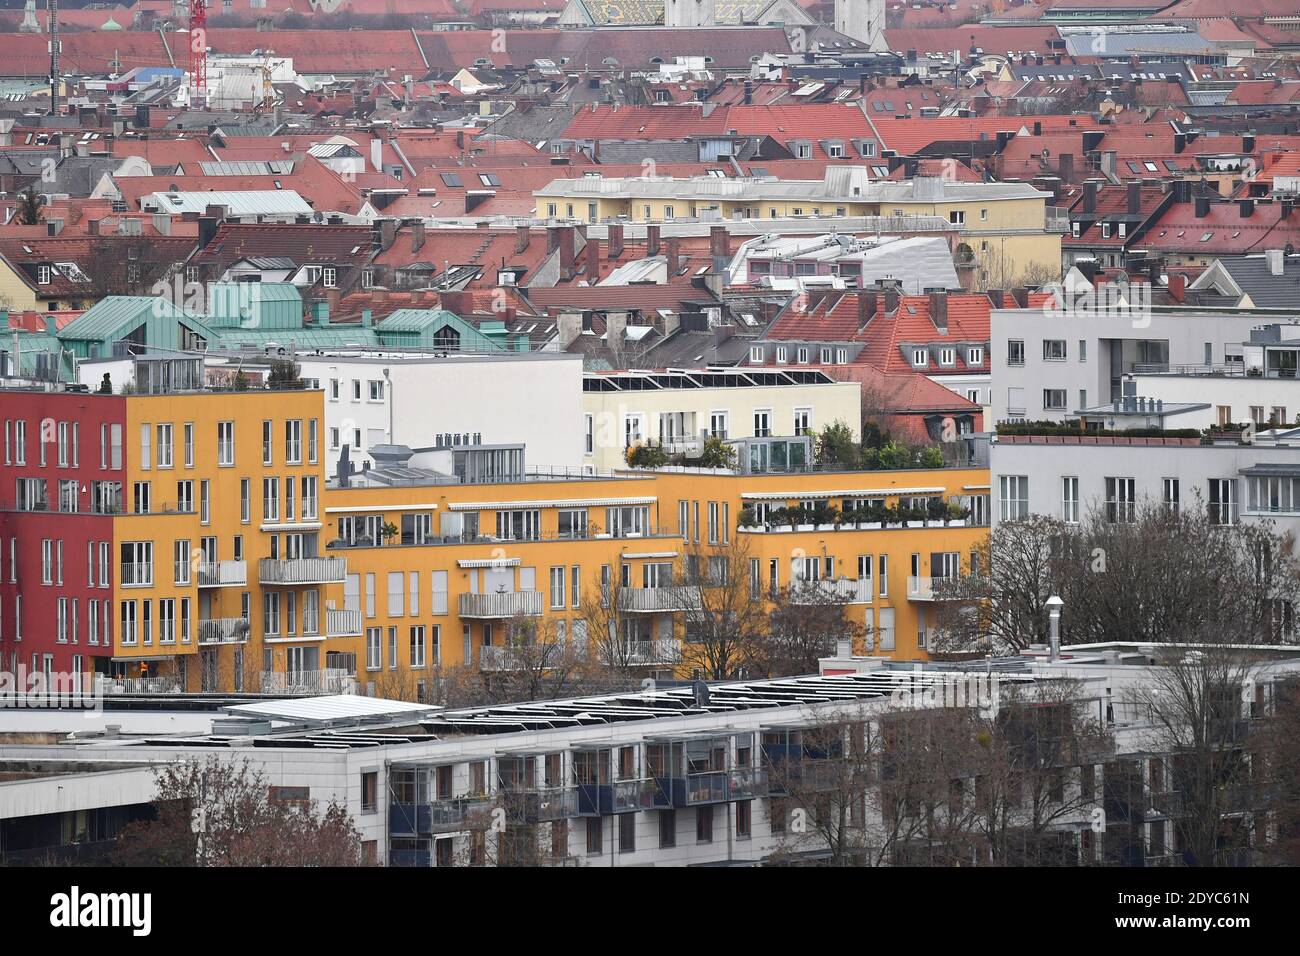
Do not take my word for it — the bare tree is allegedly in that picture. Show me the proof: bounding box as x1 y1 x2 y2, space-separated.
679 535 770 680
1126 641 1266 867
763 583 865 677
932 514 1067 655
114 756 368 867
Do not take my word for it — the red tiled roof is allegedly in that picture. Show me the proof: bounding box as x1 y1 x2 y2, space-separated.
868 114 1099 157
882 25 1061 58
1141 201 1300 256
193 223 374 267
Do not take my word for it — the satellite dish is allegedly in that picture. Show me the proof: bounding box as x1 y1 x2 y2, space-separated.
312 211 323 222
1041 148 1050 159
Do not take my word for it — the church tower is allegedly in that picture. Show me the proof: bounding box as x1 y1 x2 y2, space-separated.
834 0 885 51
664 0 716 28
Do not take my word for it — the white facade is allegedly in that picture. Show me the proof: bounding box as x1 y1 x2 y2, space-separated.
990 434 1300 541
298 352 585 476
990 306 1268 425
834 0 886 50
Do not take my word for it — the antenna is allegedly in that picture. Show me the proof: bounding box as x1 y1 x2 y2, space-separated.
47 0 59 116
189 0 208 107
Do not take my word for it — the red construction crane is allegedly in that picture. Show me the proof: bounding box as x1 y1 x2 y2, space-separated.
189 0 208 101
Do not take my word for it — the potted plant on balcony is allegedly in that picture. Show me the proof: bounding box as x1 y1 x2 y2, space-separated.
738 506 759 530
795 505 816 532
904 505 925 528
926 497 949 527
812 502 838 531
379 521 399 545
947 502 971 526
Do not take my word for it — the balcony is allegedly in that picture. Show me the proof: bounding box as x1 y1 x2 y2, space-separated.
119 562 153 587
458 590 544 618
198 617 250 644
728 767 770 800
325 608 362 638
257 668 354 695
788 578 873 604
499 787 581 823
259 556 347 585
907 576 962 601
197 560 247 588
390 796 494 836
577 779 658 815
618 585 701 613
597 639 681 666
653 771 733 808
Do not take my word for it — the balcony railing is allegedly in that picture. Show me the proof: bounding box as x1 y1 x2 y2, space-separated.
788 578 873 604
197 560 247 587
458 591 544 618
907 575 962 601
257 668 354 695
618 585 701 613
119 562 153 587
499 787 581 823
198 617 250 644
390 796 495 836
577 779 658 815
597 639 681 666
258 556 347 585
326 608 362 638
104 676 185 695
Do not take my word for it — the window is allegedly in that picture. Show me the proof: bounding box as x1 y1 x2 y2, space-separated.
410 626 426 668
361 772 377 812
1062 476 1079 524
949 210 965 225
695 806 714 843
793 408 812 436
1043 339 1067 361
1105 477 1136 523
618 813 635 854
217 422 234 466
1008 340 1025 366
156 424 173 468
1209 479 1237 526
285 420 302 464
366 628 381 670
322 267 337 288
968 347 983 366
659 810 676 848
550 566 566 609
753 409 772 438
999 475 1029 521
1163 478 1180 512
1043 389 1067 410
368 380 385 402
912 348 928 367
709 411 729 439
736 800 751 839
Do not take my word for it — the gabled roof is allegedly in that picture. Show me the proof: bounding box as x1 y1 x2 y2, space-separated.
194 223 375 269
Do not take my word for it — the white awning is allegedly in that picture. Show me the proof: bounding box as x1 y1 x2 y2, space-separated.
448 496 655 511
326 503 438 514
457 557 521 569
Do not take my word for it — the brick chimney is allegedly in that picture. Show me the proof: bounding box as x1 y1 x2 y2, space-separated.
556 226 577 282
857 291 877 327
608 223 624 259
411 219 426 254
1058 152 1074 184
709 225 730 273
928 290 948 332
1167 272 1186 302
665 236 680 275
515 224 530 254
1127 180 1141 215
586 235 600 278
646 224 661 258
1083 180 1098 214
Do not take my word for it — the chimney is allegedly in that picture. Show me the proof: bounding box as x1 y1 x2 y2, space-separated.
515 224 530 254
1083 180 1098 214
556 225 577 280
857 291 877 327
1266 249 1285 276
883 287 900 314
665 236 681 275
608 223 624 259
586 235 600 277
198 215 220 248
557 311 582 348
1239 198 1254 218
1195 195 1211 218
709 225 730 273
1167 272 1186 302
1282 199 1295 220
1100 150 1117 180
742 79 753 105
1174 132 1186 154
929 290 948 332
370 138 382 172
646 224 661 258
988 289 1005 308
1058 152 1075 184
1243 133 1255 153
410 219 426 254
605 310 627 347
1127 180 1141 215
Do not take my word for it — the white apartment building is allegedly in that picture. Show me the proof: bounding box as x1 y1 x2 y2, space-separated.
989 305 1282 425
990 431 1300 541
581 368 861 472
294 351 585 476
6 650 1299 867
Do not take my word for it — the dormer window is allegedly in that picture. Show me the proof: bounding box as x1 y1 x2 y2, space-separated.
37 264 51 285
796 347 809 364
939 348 956 366
1100 222 1111 239
912 348 928 367
750 346 764 364
322 267 337 288
968 347 984 365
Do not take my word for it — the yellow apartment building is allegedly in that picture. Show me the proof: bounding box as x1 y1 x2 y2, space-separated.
113 384 343 693
534 169 1063 282
319 453 991 697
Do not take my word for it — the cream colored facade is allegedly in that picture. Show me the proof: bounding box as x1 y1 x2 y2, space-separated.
536 171 1063 284
581 372 862 472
